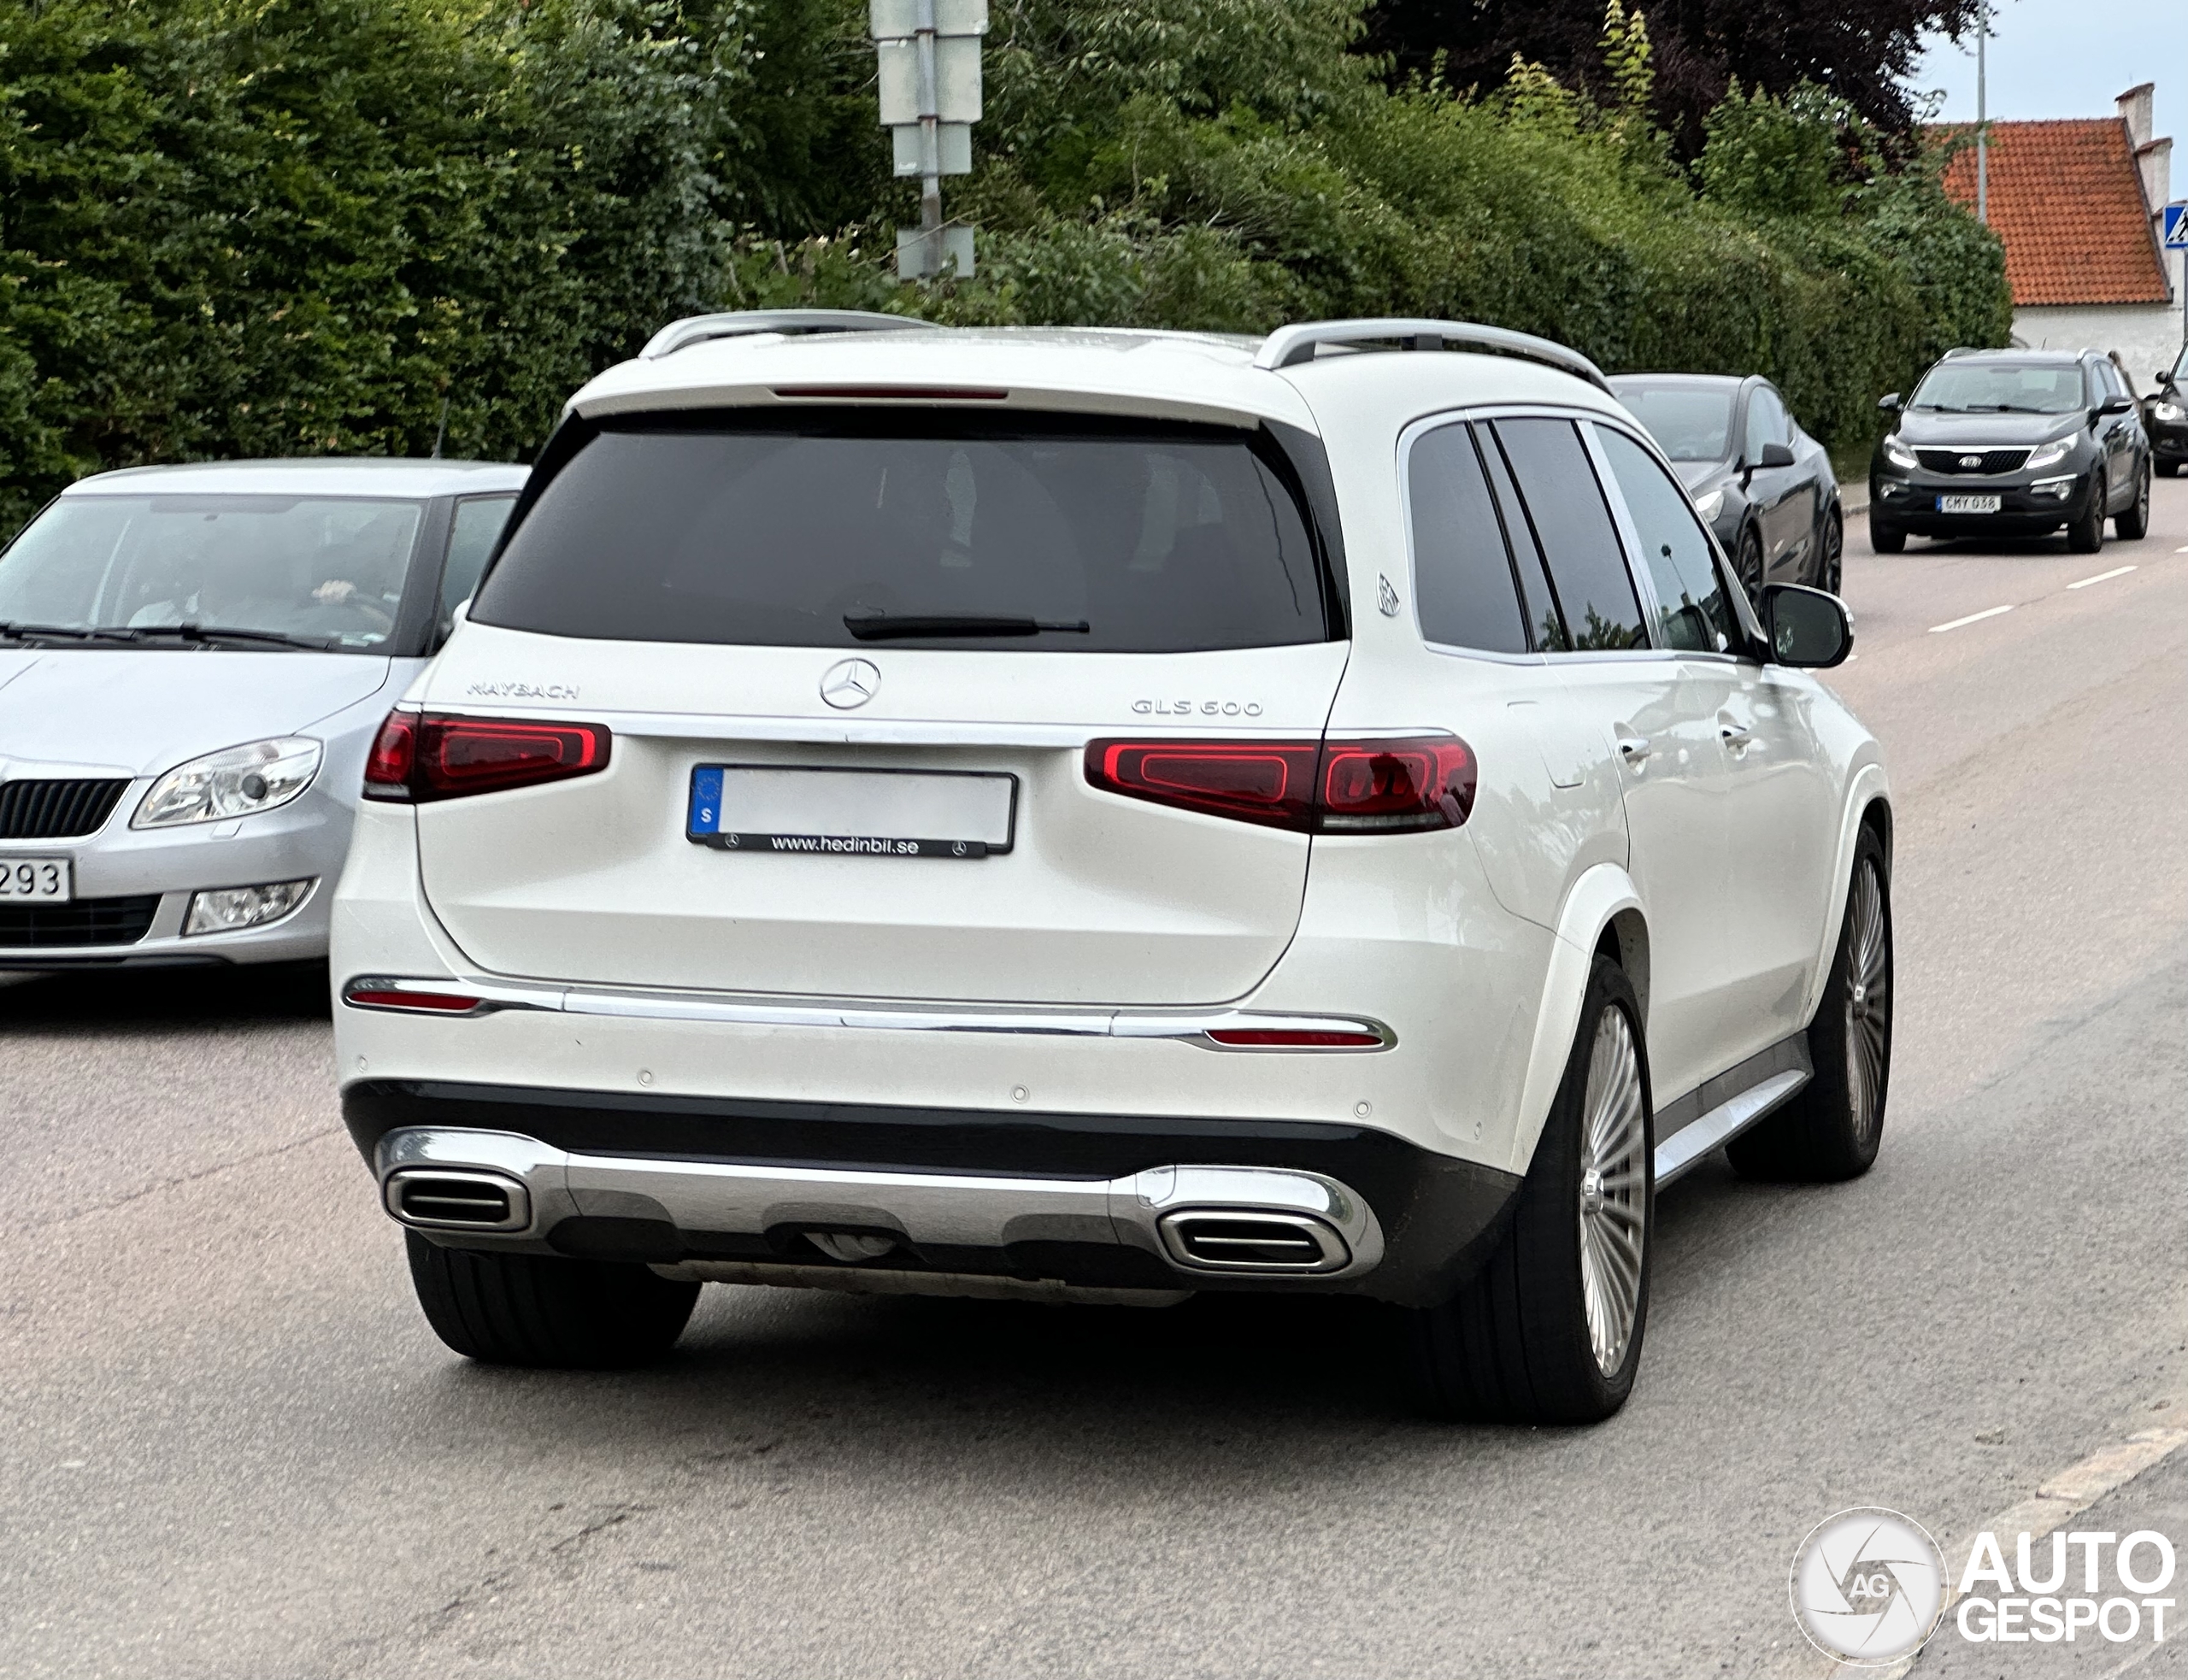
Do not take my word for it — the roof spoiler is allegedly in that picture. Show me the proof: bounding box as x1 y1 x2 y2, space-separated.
1254 318 1614 393
639 310 932 361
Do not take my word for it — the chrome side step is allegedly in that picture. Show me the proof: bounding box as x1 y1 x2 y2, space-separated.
1654 1069 1809 1186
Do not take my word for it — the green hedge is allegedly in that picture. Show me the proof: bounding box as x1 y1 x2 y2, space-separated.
0 0 2009 532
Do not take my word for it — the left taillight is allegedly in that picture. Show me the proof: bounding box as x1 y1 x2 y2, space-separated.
1085 734 1475 833
362 712 610 802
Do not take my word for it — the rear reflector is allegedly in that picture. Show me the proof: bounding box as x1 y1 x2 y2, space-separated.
1204 1027 1385 1049
1085 735 1474 833
363 713 610 802
343 985 487 1014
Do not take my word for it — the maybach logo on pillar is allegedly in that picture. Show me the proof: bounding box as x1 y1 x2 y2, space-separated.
1789 1507 2179 1664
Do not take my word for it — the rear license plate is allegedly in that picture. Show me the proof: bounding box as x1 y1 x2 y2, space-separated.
1938 494 2002 514
687 767 1017 860
0 856 72 901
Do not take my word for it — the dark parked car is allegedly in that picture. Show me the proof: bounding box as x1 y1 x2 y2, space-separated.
1609 373 1844 597
2144 344 2188 477
1870 348 2150 554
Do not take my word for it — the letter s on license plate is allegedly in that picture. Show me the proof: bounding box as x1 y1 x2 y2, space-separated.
1938 494 2002 514
0 857 72 901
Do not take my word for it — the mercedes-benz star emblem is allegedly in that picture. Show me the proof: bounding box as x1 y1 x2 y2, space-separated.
820 657 881 709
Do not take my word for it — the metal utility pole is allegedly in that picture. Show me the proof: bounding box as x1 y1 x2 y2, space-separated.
873 0 985 280
1976 3 1989 224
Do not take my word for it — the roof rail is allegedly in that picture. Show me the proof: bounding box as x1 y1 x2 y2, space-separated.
639 309 932 361
1253 318 1613 393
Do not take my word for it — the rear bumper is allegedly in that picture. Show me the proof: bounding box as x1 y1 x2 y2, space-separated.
346 1080 1522 1307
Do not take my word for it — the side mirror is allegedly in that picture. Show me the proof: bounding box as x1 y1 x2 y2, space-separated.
1760 584 1852 668
2098 394 2136 417
1878 393 1903 413
2157 371 2175 390
1756 441 1797 469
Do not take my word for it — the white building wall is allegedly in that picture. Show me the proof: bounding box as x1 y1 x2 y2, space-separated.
2013 303 2184 388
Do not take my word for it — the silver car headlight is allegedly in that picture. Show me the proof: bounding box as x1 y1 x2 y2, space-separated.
1882 435 1918 470
2156 402 2184 423
1691 488 1725 522
132 737 322 829
2024 438 2074 470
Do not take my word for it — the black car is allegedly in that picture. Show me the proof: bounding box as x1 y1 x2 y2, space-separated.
1870 348 2150 553
2144 344 2188 477
1609 373 1844 597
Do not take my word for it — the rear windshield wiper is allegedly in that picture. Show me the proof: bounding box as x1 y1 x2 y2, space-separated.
126 623 341 651
844 614 1091 641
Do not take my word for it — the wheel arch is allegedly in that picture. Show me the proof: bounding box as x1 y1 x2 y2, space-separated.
1796 769 1893 1030
1507 862 1645 1178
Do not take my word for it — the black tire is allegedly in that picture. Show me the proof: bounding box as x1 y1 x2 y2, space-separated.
1735 526 1766 599
1817 508 1844 593
2067 473 2106 553
2116 465 2150 539
405 1231 701 1368
1867 512 1905 554
1727 826 1893 1184
1409 957 1653 1424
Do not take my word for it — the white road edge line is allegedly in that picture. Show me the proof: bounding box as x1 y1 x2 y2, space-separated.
1780 1418 2188 1677
2068 565 2138 590
1928 604 2015 634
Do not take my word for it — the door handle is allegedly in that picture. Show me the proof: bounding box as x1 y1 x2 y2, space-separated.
1615 733 1652 762
1719 720 1752 745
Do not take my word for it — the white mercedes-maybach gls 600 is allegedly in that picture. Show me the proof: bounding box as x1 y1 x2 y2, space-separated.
333 312 1891 1424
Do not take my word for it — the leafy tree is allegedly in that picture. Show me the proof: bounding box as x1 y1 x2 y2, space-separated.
1362 0 1986 158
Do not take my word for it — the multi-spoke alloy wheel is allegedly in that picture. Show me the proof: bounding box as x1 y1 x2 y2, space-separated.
1728 825 1893 1183
1410 955 1653 1424
1579 1007 1647 1376
1843 856 1889 1152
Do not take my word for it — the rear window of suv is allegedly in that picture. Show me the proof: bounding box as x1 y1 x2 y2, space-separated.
473 412 1332 652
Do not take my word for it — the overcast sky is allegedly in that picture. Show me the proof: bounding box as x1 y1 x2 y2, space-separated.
1914 0 2188 162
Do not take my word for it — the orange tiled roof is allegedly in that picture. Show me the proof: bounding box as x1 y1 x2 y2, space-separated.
1935 119 2169 306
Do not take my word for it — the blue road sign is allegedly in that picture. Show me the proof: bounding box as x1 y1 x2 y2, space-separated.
2166 203 2188 250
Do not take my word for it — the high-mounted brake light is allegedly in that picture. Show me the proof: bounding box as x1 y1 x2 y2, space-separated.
1085 736 1474 833
362 712 610 802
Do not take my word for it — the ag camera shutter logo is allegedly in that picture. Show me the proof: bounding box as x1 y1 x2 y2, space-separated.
1789 1507 1947 1665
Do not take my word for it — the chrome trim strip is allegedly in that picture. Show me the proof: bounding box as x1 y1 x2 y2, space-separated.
340 974 1396 1050
378 1129 1387 1282
1652 1069 1809 1186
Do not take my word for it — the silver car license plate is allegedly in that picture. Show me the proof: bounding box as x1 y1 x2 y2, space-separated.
686 766 1017 859
0 856 73 901
1938 494 2002 514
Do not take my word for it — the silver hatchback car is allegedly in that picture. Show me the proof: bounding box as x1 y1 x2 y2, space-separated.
0 458 526 969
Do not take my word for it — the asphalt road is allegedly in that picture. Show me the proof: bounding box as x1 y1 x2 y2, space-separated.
7 488 2188 1679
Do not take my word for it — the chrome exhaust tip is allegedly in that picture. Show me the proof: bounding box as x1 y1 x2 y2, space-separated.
384 1167 532 1233
1156 1210 1350 1273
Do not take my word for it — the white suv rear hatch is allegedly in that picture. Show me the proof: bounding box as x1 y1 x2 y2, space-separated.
414 408 1348 1006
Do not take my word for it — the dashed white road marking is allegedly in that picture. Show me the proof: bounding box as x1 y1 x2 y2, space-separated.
2068 564 2138 589
1928 604 2015 633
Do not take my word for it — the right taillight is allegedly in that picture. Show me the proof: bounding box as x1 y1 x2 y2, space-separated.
362 711 611 802
1085 735 1473 833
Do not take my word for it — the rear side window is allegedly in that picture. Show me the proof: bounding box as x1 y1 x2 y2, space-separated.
1489 419 1646 650
473 415 1329 652
1407 422 1528 655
